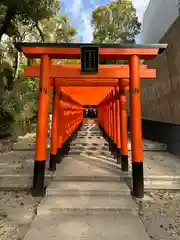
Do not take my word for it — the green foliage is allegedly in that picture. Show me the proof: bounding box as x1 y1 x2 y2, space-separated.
0 56 39 137
99 59 128 64
91 0 141 44
0 108 14 138
0 0 59 39
0 2 78 138
62 59 81 64
39 12 77 43
1 60 14 90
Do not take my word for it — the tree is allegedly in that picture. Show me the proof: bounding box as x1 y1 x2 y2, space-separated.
0 0 59 40
36 13 77 43
91 0 141 44
0 2 78 138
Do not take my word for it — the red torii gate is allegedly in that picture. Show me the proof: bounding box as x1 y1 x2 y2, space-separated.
24 63 156 167
24 63 156 168
14 42 167 198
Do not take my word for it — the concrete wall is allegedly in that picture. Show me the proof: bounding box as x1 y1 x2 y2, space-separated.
139 16 180 156
140 0 179 43
141 16 180 124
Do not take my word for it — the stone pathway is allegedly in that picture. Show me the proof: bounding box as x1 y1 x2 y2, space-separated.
22 124 150 239
1 123 180 190
70 124 180 189
1 123 180 239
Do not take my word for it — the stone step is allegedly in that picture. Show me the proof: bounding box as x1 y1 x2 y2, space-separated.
0 150 35 160
77 132 102 135
70 146 85 150
96 153 116 161
55 161 122 177
53 175 180 190
0 163 22 174
37 194 138 215
75 132 102 135
0 163 21 168
144 180 180 190
84 151 113 157
73 137 102 140
79 154 120 169
71 142 104 146
13 142 50 150
126 175 180 190
23 211 150 240
71 143 88 146
46 181 131 196
13 142 167 151
70 142 166 151
128 142 167 151
71 143 105 147
68 150 82 155
80 151 113 158
0 174 53 189
54 155 122 177
73 140 103 144
53 175 127 182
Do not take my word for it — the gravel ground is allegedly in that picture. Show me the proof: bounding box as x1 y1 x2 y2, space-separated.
0 190 42 240
137 190 180 240
0 132 36 154
0 133 51 175
0 134 42 239
0 139 14 153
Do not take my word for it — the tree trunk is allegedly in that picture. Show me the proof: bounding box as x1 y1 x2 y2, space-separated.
14 51 20 80
0 7 16 40
35 21 45 42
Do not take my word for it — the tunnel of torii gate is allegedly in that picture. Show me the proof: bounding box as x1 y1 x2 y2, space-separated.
14 42 167 198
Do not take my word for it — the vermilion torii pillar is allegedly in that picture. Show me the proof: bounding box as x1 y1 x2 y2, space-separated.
50 89 83 170
129 55 144 197
14 42 167 198
115 86 121 162
119 82 129 172
49 81 59 171
32 55 50 196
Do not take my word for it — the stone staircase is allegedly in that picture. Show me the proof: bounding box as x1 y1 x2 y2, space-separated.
23 124 150 240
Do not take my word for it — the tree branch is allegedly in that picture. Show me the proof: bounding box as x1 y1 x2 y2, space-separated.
35 21 45 42
0 6 16 40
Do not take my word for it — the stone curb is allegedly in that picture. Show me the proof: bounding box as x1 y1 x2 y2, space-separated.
0 174 53 189
13 143 50 150
0 174 180 190
46 190 131 196
126 175 180 190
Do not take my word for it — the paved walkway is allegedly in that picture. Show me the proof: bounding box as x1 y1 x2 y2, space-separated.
23 124 150 240
1 122 180 190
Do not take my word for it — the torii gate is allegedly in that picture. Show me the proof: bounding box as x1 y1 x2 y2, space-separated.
14 42 167 198
24 63 156 173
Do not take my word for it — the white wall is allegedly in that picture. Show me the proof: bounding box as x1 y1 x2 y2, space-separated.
140 0 180 44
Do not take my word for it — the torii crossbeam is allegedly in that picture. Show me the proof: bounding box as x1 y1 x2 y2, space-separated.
24 64 156 79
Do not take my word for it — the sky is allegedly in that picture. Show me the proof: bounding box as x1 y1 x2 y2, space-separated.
60 0 150 43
